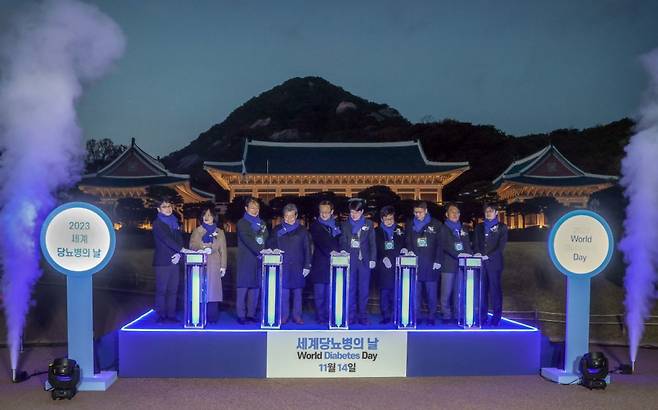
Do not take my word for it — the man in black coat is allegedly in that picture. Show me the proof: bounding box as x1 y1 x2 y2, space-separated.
440 203 473 322
404 201 443 325
375 205 406 324
236 197 269 324
268 204 311 325
268 204 312 324
339 199 376 325
152 197 189 322
474 204 508 326
309 200 341 323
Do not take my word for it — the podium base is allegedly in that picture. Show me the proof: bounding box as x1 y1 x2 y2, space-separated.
120 309 540 378
44 370 118 392
78 371 118 391
541 367 611 385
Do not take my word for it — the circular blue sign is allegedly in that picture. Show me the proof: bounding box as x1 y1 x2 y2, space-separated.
548 210 614 279
40 202 116 277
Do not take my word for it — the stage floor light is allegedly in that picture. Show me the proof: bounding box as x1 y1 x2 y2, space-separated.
48 358 81 400
580 352 609 390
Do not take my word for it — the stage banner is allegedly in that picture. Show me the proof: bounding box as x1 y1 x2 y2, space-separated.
266 331 407 378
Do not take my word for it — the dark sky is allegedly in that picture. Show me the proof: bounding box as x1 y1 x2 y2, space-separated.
2 0 658 157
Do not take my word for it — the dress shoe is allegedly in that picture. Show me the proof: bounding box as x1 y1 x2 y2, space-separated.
246 316 258 323
293 317 304 325
359 318 369 326
156 316 167 323
281 318 288 325
237 317 247 325
166 317 180 323
379 318 391 324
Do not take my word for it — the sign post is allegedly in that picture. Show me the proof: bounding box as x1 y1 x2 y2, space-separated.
40 202 117 391
541 210 614 384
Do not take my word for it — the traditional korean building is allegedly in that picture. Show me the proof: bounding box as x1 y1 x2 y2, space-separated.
79 138 214 231
492 144 617 229
204 140 469 203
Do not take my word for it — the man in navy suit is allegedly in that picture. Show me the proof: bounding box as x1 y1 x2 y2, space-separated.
152 197 190 323
309 200 341 323
268 203 312 324
440 203 472 322
339 198 376 325
474 204 508 326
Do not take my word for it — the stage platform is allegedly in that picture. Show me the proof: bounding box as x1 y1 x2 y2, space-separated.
119 310 540 378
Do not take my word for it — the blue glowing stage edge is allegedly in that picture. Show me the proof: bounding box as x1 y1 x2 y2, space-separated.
119 309 541 377
120 309 538 333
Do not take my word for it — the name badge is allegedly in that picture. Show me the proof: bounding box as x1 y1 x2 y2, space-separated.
417 237 428 248
454 242 463 252
351 238 360 249
256 236 264 245
384 240 394 250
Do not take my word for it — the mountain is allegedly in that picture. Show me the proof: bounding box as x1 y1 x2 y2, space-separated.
163 76 410 172
160 76 633 201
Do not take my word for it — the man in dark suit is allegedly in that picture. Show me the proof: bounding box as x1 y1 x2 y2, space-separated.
440 203 472 322
404 201 443 325
309 200 341 323
474 204 508 326
152 197 189 323
236 197 269 324
339 198 376 325
375 205 405 324
268 203 312 324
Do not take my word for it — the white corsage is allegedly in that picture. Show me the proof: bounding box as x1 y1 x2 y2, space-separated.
460 230 467 237
395 228 403 236
490 225 498 232
427 226 435 234
361 226 369 231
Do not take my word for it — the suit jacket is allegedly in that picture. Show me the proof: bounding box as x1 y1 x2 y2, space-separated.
440 222 473 274
405 218 443 281
236 217 269 288
375 224 406 289
309 220 340 284
268 225 312 289
339 219 377 266
152 217 183 267
473 221 508 272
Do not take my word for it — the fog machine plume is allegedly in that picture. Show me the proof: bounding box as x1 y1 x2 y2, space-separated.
0 0 124 379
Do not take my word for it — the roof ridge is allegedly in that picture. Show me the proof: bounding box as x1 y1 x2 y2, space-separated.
247 140 418 148
95 140 170 177
492 145 552 184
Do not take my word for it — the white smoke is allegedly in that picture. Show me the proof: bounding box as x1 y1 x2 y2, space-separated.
0 0 125 372
620 47 658 365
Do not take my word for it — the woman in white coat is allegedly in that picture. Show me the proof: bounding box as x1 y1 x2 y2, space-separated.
189 206 228 323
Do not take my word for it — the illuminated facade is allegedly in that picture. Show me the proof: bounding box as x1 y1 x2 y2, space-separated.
493 145 617 229
204 140 469 203
79 139 213 231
